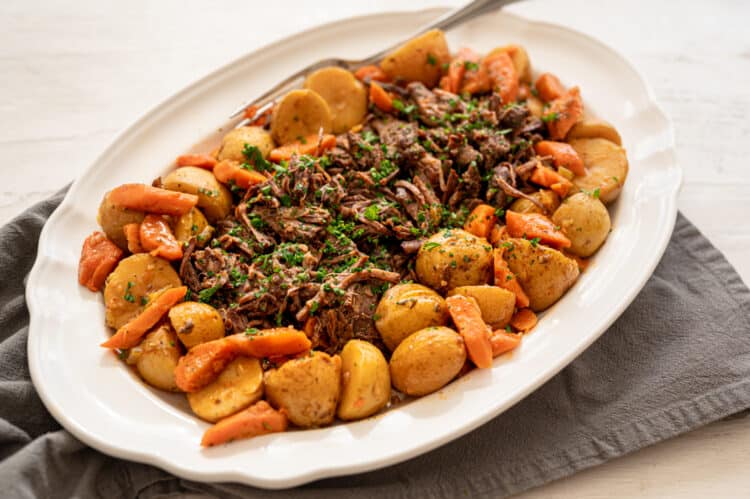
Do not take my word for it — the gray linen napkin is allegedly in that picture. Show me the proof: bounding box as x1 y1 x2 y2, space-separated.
2 191 749 499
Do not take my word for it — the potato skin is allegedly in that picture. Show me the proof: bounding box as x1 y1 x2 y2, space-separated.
174 207 213 247
103 253 181 329
415 229 494 292
161 166 232 223
552 192 611 257
570 138 628 204
217 126 274 162
504 238 580 312
127 323 182 392
509 190 561 215
337 340 391 421
374 283 448 351
264 352 342 427
271 89 332 145
390 326 466 397
447 285 515 329
97 191 145 250
380 29 451 87
168 301 225 349
187 357 263 422
304 67 367 134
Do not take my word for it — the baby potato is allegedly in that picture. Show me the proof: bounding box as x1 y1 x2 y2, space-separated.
97 191 145 251
264 351 342 427
337 340 391 421
270 89 332 145
505 238 580 312
217 126 274 162
168 301 225 349
566 119 622 146
509 190 561 215
415 229 494 292
127 323 182 392
447 285 515 329
570 138 629 204
304 67 367 133
187 357 263 422
161 166 233 223
380 29 451 87
374 283 448 351
174 207 213 247
389 326 466 397
487 44 532 82
103 253 181 329
552 192 611 257
527 94 544 119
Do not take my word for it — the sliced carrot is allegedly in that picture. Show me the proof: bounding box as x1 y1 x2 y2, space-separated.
493 247 530 308
138 214 182 260
242 104 273 126
534 141 585 176
108 184 198 217
101 286 187 350
441 47 479 94
233 327 313 359
490 330 522 357
488 224 506 246
268 134 336 162
369 82 393 112
509 308 538 332
484 51 519 104
460 56 491 95
535 72 565 102
446 295 493 369
78 231 123 292
505 210 571 250
354 65 390 83
176 154 217 170
546 86 584 140
463 203 497 239
201 400 288 447
530 166 573 198
213 159 268 189
123 223 143 253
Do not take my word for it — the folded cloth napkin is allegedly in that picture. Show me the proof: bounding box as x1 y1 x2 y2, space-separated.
1 191 749 499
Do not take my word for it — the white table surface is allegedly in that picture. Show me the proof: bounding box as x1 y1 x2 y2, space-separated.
3 0 749 496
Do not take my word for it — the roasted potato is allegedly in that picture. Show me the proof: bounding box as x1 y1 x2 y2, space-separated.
264 351 342 427
389 326 466 397
566 119 622 146
187 357 263 422
161 166 232 222
570 138 628 204
415 229 494 292
304 67 368 134
168 301 225 349
374 283 448 351
97 191 145 251
103 253 181 329
127 323 181 392
552 192 611 257
504 238 580 312
217 126 274 162
488 44 531 82
447 285 515 329
509 190 561 215
174 207 213 247
337 340 391 421
380 29 451 87
270 89 332 145
526 94 544 119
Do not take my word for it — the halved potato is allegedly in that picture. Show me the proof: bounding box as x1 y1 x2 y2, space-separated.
103 253 181 329
447 285 515 329
380 29 450 87
168 301 225 349
270 89 332 145
97 192 145 251
187 357 263 422
487 44 531 82
304 67 367 133
337 340 391 421
127 323 182 392
161 166 232 222
570 138 629 204
566 119 622 146
375 283 448 351
217 126 274 162
174 207 213 247
552 192 611 257
415 229 494 292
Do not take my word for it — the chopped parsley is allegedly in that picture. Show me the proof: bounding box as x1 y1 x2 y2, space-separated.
464 61 479 71
529 237 541 247
541 112 559 123
242 144 272 171
426 53 437 66
364 204 380 221
198 285 220 303
123 282 135 303
422 242 441 251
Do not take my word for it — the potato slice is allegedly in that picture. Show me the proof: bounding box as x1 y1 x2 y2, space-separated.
380 29 451 87
337 340 391 421
552 192 611 257
217 126 274 162
570 138 629 204
127 323 182 392
168 301 225 349
304 67 367 134
566 119 622 146
103 253 181 329
487 44 531 83
97 191 145 251
187 357 263 422
375 283 448 351
447 285 515 329
504 238 579 312
174 207 213 247
161 166 232 222
270 89 332 145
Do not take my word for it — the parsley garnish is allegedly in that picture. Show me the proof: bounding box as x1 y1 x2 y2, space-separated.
123 282 135 303
530 237 541 247
541 112 559 123
422 242 441 251
426 53 437 66
198 285 219 303
242 144 272 171
364 204 380 221
464 61 479 71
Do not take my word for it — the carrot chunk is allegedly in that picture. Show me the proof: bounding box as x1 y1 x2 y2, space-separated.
201 401 288 447
108 184 198 217
535 72 565 102
505 211 572 250
268 134 336 162
101 286 187 350
242 104 273 126
369 82 393 112
213 159 268 189
139 214 182 260
490 330 522 357
484 51 519 104
546 87 584 140
488 224 506 246
122 223 143 253
78 231 123 292
530 165 574 198
446 295 493 369
441 47 479 94
176 154 217 170
461 56 491 95
354 65 390 83
493 247 530 308
534 141 585 176
509 308 538 332
464 204 497 239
